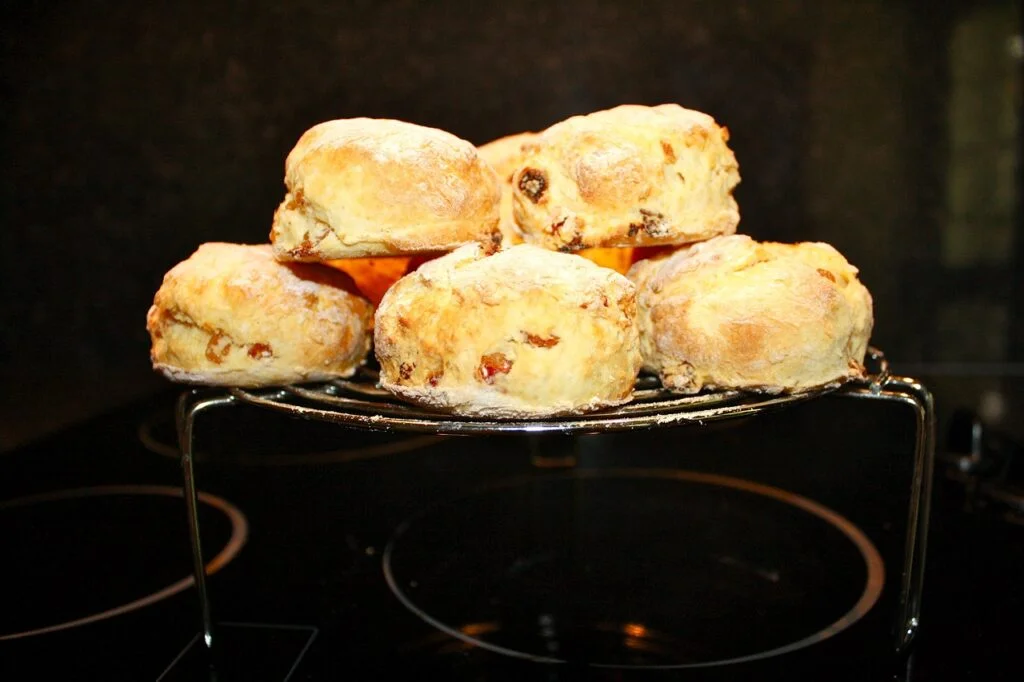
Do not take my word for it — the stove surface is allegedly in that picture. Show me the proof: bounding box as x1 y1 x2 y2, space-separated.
0 388 1020 680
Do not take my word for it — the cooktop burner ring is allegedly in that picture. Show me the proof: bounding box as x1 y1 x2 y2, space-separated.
382 468 885 669
0 484 248 641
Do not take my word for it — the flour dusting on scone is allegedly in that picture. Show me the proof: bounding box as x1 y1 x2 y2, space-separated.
511 104 740 252
147 243 373 387
271 118 501 260
629 235 873 394
374 243 642 417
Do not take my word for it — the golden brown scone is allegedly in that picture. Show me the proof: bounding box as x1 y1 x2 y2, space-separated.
511 103 740 252
271 118 502 260
479 130 635 274
147 243 374 387
374 243 642 417
629 235 873 394
477 131 538 245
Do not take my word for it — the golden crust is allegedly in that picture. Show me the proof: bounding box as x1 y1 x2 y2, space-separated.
629 235 874 393
374 243 642 417
511 103 741 251
478 130 634 275
270 118 502 260
478 131 538 245
147 243 374 387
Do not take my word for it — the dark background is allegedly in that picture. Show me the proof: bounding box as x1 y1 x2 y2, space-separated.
1 0 1021 449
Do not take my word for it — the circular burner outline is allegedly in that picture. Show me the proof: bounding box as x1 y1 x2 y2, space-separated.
138 411 446 466
383 468 885 669
0 484 249 641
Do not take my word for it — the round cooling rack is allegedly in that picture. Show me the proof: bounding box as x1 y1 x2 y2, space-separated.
223 348 891 436
176 346 935 660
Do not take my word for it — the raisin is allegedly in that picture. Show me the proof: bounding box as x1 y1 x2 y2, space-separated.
284 189 305 211
524 333 560 348
638 209 668 237
399 362 414 380
294 231 317 258
205 333 229 364
247 343 273 359
660 140 676 163
518 168 548 203
477 229 502 256
476 352 513 383
427 371 443 387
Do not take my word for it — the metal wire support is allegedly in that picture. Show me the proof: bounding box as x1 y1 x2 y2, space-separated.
175 390 237 652
172 347 934 659
832 349 934 655
224 373 839 436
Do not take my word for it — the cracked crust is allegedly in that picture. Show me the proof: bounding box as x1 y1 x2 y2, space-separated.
477 130 634 275
270 118 502 260
628 235 874 394
374 243 642 417
146 243 374 387
511 103 741 251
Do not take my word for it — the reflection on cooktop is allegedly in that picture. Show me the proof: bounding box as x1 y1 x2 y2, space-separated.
384 469 884 669
11 388 1005 681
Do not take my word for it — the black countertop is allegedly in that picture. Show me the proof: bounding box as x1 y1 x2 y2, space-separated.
0 381 1021 680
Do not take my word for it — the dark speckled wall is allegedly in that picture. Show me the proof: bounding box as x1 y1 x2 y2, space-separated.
1 0 1020 446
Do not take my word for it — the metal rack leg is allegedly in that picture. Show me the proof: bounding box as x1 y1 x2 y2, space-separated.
836 376 935 655
175 390 237 651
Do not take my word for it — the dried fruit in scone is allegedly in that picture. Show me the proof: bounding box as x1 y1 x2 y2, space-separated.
511 103 740 252
271 118 501 260
629 235 873 394
478 130 635 274
374 243 642 417
477 131 538 245
147 243 373 387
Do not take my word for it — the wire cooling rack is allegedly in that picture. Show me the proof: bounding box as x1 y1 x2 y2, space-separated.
216 348 892 435
174 347 933 660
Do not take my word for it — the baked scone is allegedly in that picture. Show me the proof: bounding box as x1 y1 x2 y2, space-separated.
477 131 538 244
374 243 642 417
478 130 634 275
629 235 873 394
511 103 740 252
147 243 374 387
271 118 502 260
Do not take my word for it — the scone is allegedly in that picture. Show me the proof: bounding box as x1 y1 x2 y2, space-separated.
477 131 538 244
629 235 873 394
147 243 374 387
511 103 740 252
374 243 642 417
271 118 501 260
478 130 634 275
